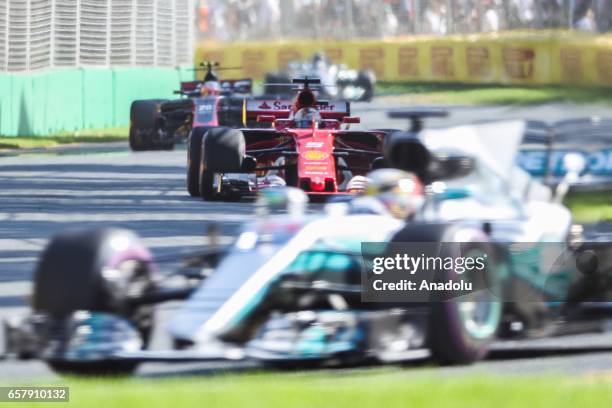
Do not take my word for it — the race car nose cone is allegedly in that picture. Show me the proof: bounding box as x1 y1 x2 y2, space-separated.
310 177 326 192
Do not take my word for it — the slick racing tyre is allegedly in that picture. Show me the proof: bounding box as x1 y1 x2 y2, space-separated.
129 100 171 151
199 127 245 201
391 223 501 365
187 126 213 197
33 228 156 376
356 71 375 102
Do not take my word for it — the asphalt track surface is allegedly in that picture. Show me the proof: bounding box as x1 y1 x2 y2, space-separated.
1 101 612 381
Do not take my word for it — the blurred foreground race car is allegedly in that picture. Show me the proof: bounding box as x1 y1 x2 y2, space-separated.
4 111 611 375
129 62 253 151
187 77 390 200
264 53 376 102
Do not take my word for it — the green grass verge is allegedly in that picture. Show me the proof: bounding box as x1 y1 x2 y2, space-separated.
565 191 612 224
0 128 128 150
377 82 612 106
5 370 612 408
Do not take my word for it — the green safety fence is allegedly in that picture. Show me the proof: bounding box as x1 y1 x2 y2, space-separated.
0 66 194 137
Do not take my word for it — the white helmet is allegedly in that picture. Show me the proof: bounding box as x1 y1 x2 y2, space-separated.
346 176 371 194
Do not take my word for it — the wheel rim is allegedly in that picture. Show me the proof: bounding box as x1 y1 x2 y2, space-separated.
457 249 501 339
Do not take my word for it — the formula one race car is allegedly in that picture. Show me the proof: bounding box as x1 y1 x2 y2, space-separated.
129 62 253 151
4 111 611 376
187 77 388 200
264 53 376 102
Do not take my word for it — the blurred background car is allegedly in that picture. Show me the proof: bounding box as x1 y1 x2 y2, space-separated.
264 53 376 102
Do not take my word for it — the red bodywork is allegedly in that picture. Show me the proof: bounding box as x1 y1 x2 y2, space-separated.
242 96 385 195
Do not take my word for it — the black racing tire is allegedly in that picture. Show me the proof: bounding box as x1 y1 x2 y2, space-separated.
33 228 156 376
187 126 213 197
157 136 176 151
198 127 245 201
391 223 501 365
199 168 219 202
203 127 245 173
356 71 375 102
129 100 169 151
34 228 154 315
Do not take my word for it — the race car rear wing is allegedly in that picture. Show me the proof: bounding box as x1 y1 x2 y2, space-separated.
519 118 612 189
245 99 350 122
180 79 253 95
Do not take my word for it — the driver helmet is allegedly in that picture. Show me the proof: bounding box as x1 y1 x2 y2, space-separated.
346 175 371 194
200 81 221 96
364 169 425 219
293 107 321 129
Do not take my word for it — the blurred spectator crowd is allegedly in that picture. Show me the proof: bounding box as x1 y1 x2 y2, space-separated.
197 0 612 41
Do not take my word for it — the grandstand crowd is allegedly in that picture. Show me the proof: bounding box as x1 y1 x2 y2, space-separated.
197 0 612 41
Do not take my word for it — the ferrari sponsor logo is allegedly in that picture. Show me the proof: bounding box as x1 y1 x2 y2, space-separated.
315 103 338 112
303 151 329 161
305 142 324 148
304 165 328 174
502 48 535 80
253 101 339 112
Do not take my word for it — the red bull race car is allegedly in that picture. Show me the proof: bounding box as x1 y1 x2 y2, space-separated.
129 62 253 151
187 78 389 200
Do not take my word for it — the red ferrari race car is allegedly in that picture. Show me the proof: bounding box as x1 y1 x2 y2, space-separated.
129 62 254 151
187 78 391 201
